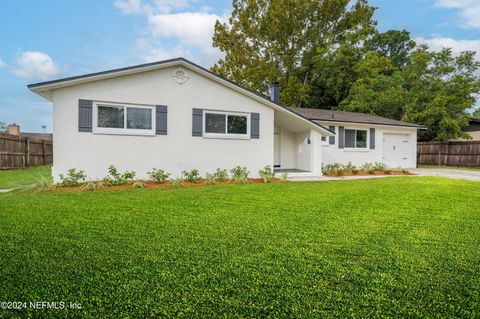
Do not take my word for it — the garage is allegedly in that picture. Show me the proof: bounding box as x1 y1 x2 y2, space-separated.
382 133 410 168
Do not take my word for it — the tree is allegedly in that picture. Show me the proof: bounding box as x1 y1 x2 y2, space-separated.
403 47 480 141
309 43 363 108
211 0 376 107
473 108 480 117
338 51 407 120
0 122 7 132
365 29 416 69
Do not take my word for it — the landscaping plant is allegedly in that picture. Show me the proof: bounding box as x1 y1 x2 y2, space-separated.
259 165 276 183
106 165 136 185
230 166 249 184
58 168 87 186
148 168 170 183
213 168 229 181
183 169 200 183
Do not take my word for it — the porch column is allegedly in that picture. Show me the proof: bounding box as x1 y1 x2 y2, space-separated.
310 129 323 175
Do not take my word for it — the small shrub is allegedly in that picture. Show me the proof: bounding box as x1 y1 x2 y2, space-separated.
344 161 356 172
106 165 136 185
36 176 53 192
372 162 387 171
230 166 249 184
259 165 276 183
58 168 86 186
148 168 170 183
170 177 183 189
183 169 200 183
213 168 229 181
322 163 344 176
280 172 289 183
132 180 145 189
361 162 374 171
81 181 98 191
205 173 216 185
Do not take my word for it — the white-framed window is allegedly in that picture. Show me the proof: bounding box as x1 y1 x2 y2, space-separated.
203 110 250 139
93 102 155 135
345 129 368 149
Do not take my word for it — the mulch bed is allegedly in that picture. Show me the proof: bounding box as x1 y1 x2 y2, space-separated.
324 169 412 177
50 178 275 193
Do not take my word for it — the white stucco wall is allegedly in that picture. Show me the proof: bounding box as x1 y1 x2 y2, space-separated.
51 66 275 182
318 122 417 168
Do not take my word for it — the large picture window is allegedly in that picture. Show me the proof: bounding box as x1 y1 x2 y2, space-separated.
204 111 249 138
95 103 154 135
345 129 367 149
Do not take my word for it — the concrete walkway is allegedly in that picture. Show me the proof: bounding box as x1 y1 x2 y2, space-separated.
288 168 480 182
410 168 480 182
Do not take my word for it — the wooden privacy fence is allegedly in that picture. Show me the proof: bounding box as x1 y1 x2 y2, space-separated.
0 133 53 169
417 141 480 168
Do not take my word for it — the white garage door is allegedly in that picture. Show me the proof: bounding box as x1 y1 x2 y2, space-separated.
382 133 409 168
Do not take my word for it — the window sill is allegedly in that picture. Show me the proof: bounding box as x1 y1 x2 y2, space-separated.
93 129 156 137
343 148 370 152
203 133 251 140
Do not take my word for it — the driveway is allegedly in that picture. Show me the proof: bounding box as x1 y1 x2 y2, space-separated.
411 168 480 182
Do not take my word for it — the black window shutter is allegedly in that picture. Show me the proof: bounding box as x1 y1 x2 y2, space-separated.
192 108 203 137
338 126 345 149
156 105 168 135
251 113 260 139
329 126 335 145
370 128 375 149
78 99 93 132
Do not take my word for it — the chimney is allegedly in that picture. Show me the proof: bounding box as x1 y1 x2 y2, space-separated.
269 83 280 104
7 123 20 136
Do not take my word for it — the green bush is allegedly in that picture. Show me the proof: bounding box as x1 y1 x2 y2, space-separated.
373 162 387 171
361 162 374 171
213 168 229 181
170 177 183 189
133 180 146 189
183 169 200 183
205 173 216 185
36 176 53 192
106 165 136 185
148 168 170 183
280 172 289 183
322 163 344 175
259 165 276 183
230 166 249 184
58 168 87 186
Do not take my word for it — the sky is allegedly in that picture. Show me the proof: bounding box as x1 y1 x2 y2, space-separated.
0 0 479 132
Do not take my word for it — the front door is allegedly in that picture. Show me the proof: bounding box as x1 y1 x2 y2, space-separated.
274 127 281 167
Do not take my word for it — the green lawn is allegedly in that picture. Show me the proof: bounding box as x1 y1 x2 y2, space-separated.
0 165 51 189
0 170 479 318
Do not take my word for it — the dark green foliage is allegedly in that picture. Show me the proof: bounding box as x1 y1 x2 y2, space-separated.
0 177 479 318
258 165 275 183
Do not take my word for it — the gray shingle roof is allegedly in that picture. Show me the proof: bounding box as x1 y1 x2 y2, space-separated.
289 107 424 128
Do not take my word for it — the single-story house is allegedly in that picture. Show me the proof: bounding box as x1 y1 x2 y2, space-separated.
28 58 422 182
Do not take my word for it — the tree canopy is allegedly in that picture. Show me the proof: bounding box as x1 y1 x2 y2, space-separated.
212 0 480 141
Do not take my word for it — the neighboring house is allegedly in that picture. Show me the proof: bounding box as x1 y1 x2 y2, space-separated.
464 117 480 141
6 124 53 141
28 58 421 182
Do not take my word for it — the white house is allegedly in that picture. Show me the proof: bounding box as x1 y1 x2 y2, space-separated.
28 58 422 182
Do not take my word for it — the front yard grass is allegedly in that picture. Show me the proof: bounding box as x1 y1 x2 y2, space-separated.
0 174 479 318
0 165 51 189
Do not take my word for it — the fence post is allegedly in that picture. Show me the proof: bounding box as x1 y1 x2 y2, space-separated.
42 140 47 165
25 137 30 167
